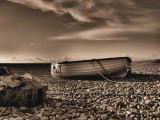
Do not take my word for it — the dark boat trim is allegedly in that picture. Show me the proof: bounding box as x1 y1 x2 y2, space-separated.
59 57 132 64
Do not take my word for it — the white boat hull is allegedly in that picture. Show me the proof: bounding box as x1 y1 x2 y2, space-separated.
51 57 132 79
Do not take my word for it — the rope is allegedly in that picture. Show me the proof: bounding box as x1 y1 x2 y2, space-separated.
91 60 141 95
91 60 136 86
91 60 116 83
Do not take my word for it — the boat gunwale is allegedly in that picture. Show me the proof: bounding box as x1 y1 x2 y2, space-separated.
57 57 132 64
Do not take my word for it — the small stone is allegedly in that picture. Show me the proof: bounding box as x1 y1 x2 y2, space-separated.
3 119 10 120
59 116 66 120
101 114 108 120
130 114 135 118
107 106 116 113
23 115 30 119
136 89 141 93
88 115 95 120
109 118 117 120
129 102 137 108
56 102 62 107
40 108 45 112
3 110 10 116
145 99 151 104
71 113 77 119
12 113 19 117
8 118 15 120
77 108 84 113
40 116 49 120
19 107 30 113
0 107 7 113
0 107 4 111
137 105 141 109
51 111 56 115
125 117 134 120
76 113 80 117
126 110 132 115
78 113 88 120
11 108 19 113
26 113 32 117
37 113 43 118
15 117 23 120
144 96 148 100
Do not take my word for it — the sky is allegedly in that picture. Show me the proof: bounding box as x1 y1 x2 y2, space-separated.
0 0 160 63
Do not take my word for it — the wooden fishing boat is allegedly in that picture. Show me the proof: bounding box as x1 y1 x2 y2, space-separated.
51 57 132 79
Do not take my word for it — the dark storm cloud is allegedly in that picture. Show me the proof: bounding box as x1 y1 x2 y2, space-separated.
132 0 160 9
6 0 160 27
61 1 78 8
3 0 160 41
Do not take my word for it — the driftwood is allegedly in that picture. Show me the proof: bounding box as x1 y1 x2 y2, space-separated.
0 78 48 107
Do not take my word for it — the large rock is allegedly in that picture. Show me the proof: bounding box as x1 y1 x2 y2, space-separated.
0 74 48 107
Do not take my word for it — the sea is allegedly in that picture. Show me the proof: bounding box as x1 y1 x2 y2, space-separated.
0 63 52 81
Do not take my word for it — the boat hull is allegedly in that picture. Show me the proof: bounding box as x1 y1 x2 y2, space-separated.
51 57 132 79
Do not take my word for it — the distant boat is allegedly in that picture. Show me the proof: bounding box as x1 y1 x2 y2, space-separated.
51 57 132 79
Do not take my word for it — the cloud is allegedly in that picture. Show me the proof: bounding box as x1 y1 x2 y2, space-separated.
132 0 160 9
6 0 160 42
7 0 57 11
49 25 157 41
6 0 93 22
66 9 92 22
6 0 160 25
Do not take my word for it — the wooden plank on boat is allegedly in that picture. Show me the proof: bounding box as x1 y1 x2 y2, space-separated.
51 57 132 79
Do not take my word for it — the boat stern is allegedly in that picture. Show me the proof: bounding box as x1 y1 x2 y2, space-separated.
51 63 62 78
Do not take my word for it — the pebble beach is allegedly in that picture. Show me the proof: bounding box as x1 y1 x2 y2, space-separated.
0 60 160 120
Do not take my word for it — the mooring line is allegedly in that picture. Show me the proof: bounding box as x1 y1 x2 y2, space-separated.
90 60 142 94
90 60 116 83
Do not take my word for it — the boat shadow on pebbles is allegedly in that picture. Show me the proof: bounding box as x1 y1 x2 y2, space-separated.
116 73 160 82
60 73 160 82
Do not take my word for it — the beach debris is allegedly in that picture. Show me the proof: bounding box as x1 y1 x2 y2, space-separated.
0 67 48 107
